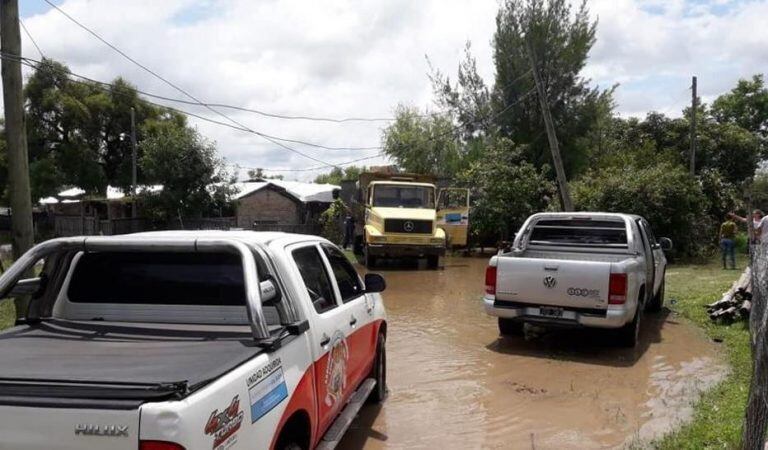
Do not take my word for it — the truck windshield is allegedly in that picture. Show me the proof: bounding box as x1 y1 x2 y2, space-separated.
529 219 628 246
372 185 435 209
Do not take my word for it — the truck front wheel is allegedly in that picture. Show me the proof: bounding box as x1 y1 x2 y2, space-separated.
427 255 441 269
498 318 524 336
367 332 387 403
364 246 377 268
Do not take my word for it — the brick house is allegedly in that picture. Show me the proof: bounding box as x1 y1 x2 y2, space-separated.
231 179 340 231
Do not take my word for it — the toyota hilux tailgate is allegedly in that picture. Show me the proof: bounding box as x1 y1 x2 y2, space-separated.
0 404 139 450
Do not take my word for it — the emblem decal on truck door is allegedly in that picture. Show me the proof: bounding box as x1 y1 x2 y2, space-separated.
247 360 288 423
543 276 557 288
204 395 244 449
325 330 350 407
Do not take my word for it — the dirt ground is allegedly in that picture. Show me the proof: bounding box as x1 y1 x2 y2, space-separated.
338 256 727 450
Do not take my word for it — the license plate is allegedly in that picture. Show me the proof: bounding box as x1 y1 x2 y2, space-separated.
540 307 563 318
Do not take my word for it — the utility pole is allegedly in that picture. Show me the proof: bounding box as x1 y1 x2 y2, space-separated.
1 0 35 317
130 107 138 218
690 76 697 176
526 38 573 211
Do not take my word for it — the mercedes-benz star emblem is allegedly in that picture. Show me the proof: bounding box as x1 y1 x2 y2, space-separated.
403 221 415 232
543 276 557 289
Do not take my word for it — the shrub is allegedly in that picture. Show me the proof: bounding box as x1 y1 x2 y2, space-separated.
572 161 712 257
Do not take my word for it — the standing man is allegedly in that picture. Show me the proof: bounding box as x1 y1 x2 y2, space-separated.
731 210 767 244
720 214 737 269
342 212 356 250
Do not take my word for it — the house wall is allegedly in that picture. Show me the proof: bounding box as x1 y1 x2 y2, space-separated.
236 189 301 228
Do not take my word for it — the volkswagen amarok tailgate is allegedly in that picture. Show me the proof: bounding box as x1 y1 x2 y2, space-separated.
495 257 611 310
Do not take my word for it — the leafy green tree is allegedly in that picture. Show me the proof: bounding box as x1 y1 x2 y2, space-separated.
23 58 178 199
492 0 614 177
139 121 232 219
313 166 365 185
572 158 711 257
246 168 283 180
381 106 460 176
712 74 768 155
459 137 555 242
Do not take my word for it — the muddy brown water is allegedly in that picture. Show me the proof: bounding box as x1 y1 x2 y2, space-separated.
338 256 726 450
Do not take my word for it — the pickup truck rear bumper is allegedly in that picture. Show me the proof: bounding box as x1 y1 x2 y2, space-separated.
367 243 445 258
483 297 632 329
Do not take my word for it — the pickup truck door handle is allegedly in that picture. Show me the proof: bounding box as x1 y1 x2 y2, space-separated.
320 333 331 347
349 315 358 327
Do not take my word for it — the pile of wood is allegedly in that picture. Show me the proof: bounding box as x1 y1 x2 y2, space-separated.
707 267 752 323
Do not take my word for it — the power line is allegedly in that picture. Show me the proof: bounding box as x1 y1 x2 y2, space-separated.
41 0 346 168
235 153 385 174
2 52 383 172
19 19 43 58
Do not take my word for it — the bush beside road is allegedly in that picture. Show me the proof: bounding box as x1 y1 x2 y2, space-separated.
656 257 750 449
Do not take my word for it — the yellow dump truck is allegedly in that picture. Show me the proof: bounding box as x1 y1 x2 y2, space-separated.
353 172 469 269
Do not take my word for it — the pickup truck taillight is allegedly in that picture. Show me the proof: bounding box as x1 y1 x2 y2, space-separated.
485 265 497 296
140 441 186 450
608 273 627 304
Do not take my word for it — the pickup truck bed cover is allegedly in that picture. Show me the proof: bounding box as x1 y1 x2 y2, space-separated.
0 319 267 408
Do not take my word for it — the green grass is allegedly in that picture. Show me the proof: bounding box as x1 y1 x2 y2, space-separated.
656 254 751 449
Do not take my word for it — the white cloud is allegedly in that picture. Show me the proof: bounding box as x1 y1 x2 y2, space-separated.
13 0 768 179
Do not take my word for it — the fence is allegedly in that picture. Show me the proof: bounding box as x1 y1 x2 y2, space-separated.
743 240 768 447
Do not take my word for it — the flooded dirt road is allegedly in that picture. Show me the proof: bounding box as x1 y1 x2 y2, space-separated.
339 256 726 449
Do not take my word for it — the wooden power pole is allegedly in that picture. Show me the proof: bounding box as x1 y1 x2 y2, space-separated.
130 107 138 218
1 0 35 317
526 39 573 211
690 76 697 176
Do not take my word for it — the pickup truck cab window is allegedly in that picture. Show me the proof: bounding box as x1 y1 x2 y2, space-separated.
292 245 338 314
322 244 364 303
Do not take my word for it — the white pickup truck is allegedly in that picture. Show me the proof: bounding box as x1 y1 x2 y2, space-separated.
0 231 387 450
483 213 671 347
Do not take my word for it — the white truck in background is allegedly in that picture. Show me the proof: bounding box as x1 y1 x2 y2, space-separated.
0 231 387 450
483 213 672 347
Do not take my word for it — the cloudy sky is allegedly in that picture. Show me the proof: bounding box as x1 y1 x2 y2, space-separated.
16 0 768 180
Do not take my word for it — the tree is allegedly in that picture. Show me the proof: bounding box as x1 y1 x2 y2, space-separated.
712 74 768 155
458 136 555 243
492 0 614 178
572 157 711 257
24 58 176 199
246 168 283 180
381 106 461 176
314 165 365 185
139 121 232 219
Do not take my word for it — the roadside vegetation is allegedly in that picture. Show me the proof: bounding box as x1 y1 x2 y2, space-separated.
656 255 751 449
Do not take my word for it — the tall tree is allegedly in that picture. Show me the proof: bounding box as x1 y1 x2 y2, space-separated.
314 166 365 185
139 120 232 219
712 74 768 156
493 0 613 177
381 106 460 176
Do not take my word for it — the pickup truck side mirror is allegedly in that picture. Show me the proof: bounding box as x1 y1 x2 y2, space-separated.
364 273 386 293
6 277 44 298
659 237 673 251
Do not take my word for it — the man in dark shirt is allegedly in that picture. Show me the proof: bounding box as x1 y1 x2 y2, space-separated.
720 214 737 269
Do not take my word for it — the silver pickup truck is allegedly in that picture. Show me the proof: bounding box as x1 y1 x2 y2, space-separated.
483 212 672 347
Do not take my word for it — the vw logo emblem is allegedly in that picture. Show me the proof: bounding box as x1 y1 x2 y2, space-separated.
543 276 557 289
403 221 415 232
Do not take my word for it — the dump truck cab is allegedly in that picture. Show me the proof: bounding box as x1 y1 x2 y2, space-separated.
355 173 452 269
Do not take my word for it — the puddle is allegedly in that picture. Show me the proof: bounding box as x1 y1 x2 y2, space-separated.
339 256 726 449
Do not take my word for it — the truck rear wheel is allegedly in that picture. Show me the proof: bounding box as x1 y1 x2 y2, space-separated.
616 308 641 348
498 318 524 336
